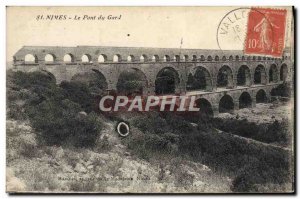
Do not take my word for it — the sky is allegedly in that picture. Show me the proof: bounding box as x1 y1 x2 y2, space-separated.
6 6 293 61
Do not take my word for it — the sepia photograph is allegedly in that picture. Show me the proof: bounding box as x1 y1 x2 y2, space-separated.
6 6 294 194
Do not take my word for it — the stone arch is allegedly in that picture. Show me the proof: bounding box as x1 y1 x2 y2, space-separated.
163 55 170 62
217 65 234 88
64 54 74 63
98 54 107 63
229 55 233 61
184 55 189 61
117 68 148 96
45 54 56 62
254 65 267 84
140 54 148 62
219 94 234 113
192 55 197 61
70 70 108 96
239 92 252 109
127 55 135 62
241 56 245 61
113 54 122 62
81 54 92 63
71 69 107 84
270 85 290 98
152 55 159 62
222 56 226 61
27 69 56 84
155 67 180 95
186 66 212 91
207 55 212 61
41 69 56 81
215 55 219 61
280 64 288 81
200 55 205 61
174 55 180 62
235 55 239 60
269 64 279 83
24 54 37 63
195 98 214 117
237 65 251 86
256 89 268 103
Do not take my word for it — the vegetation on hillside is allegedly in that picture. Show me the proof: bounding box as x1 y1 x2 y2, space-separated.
123 112 292 192
7 70 103 148
6 70 294 193
213 118 292 147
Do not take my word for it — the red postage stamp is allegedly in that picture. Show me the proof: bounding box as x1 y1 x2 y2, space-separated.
244 8 287 57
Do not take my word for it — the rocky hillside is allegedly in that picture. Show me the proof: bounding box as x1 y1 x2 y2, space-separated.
6 119 231 193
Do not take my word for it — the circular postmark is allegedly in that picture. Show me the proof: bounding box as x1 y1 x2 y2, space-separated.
217 7 276 52
217 8 250 50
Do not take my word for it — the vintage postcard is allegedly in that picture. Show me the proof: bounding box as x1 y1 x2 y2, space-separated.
6 6 294 193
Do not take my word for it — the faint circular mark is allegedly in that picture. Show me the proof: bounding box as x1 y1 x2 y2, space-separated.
116 121 130 137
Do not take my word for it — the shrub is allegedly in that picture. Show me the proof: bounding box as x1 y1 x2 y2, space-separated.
70 112 103 148
7 71 104 148
164 113 196 135
213 118 291 146
7 71 57 120
8 71 99 114
27 98 103 148
60 81 95 113
129 112 171 134
116 70 144 95
271 82 292 98
7 103 28 120
144 133 169 151
9 70 56 90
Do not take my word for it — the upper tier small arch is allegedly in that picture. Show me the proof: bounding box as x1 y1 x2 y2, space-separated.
163 55 171 62
81 54 92 63
24 54 37 63
98 54 107 63
113 54 122 62
45 54 56 62
140 54 148 62
64 54 74 62
127 55 135 62
151 55 159 62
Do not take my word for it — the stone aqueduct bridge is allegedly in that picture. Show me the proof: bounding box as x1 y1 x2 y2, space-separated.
13 46 292 116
